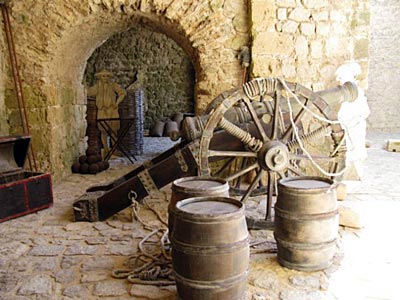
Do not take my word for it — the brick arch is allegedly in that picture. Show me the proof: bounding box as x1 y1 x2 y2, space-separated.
8 0 249 177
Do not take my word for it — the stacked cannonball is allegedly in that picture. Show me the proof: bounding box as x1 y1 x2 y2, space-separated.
71 147 110 175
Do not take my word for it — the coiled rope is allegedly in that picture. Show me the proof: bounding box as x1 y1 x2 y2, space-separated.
112 191 174 286
278 78 348 177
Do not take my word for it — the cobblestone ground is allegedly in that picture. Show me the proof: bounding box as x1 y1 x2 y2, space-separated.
0 134 399 300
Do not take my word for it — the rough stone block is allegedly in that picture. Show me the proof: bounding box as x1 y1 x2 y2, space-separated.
330 10 346 22
63 284 89 298
336 183 347 200
0 271 21 293
339 205 363 229
289 7 311 22
251 0 276 24
93 280 128 297
249 270 279 290
312 11 329 21
282 20 299 33
331 21 348 35
310 40 323 58
61 256 83 269
277 8 287 20
289 273 328 289
17 275 53 296
300 22 316 36
326 37 349 58
81 271 108 283
64 245 98 256
282 58 296 78
276 0 296 8
130 284 177 299
280 289 324 300
354 38 369 59
105 243 136 256
233 15 249 33
252 32 294 55
55 269 77 284
302 0 327 9
80 257 115 271
28 245 64 256
65 222 93 231
295 35 309 57
316 22 330 35
33 257 58 271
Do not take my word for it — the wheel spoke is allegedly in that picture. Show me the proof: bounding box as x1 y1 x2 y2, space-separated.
282 98 309 141
277 171 286 179
271 85 282 140
243 98 269 142
208 150 257 158
289 153 338 162
241 169 265 203
225 162 258 182
266 171 275 220
287 165 306 176
234 158 248 189
212 157 236 177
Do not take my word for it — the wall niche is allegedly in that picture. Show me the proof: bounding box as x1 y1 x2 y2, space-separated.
84 22 195 130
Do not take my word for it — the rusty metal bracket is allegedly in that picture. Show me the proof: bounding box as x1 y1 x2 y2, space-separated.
175 150 188 172
73 192 104 222
142 160 154 169
138 169 158 194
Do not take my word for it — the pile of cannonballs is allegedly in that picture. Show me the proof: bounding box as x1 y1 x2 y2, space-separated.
71 147 110 174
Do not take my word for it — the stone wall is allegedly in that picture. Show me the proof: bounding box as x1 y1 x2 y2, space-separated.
85 23 195 129
367 0 400 131
2 0 249 180
251 0 370 92
0 0 371 179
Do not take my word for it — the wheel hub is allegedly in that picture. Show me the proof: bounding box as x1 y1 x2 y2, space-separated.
258 141 289 172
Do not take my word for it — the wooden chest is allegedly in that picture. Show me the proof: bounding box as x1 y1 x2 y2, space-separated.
0 135 53 223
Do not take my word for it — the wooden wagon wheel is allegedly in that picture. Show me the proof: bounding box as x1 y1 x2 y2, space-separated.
198 78 346 222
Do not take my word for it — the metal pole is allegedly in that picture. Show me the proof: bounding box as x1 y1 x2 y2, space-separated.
1 3 37 171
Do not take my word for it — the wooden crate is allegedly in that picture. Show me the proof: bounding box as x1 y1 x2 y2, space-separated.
0 135 53 223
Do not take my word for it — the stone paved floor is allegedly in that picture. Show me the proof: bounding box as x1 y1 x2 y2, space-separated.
0 134 399 300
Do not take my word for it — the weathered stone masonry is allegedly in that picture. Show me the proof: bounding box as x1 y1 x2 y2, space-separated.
85 23 195 129
0 0 371 179
251 0 370 92
367 0 400 132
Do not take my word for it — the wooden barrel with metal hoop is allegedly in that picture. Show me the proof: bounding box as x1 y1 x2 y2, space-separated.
170 197 249 300
168 176 229 235
274 176 338 271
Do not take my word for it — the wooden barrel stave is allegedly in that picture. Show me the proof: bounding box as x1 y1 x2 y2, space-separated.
274 176 338 271
168 176 229 235
171 197 249 300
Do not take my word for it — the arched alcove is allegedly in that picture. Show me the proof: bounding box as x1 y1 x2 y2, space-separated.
6 1 248 178
84 22 195 129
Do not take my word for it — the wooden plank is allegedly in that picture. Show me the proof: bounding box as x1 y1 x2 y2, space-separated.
73 142 198 221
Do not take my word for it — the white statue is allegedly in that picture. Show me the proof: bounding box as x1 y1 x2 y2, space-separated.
336 62 370 179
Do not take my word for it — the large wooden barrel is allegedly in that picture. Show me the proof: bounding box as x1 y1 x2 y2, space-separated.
168 176 229 234
171 197 249 300
274 176 338 271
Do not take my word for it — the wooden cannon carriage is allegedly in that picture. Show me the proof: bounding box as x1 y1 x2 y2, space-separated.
73 77 358 227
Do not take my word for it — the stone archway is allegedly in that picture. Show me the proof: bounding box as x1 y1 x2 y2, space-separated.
84 21 196 130
6 0 249 178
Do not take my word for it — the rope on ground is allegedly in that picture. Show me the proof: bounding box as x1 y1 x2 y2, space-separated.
112 192 174 286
